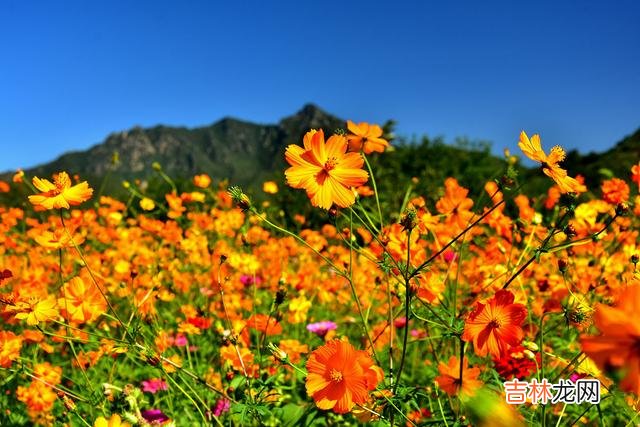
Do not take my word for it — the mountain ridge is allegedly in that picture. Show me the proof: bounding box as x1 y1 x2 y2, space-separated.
3 104 638 198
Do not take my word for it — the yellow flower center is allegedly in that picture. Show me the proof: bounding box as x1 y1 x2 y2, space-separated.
329 368 343 382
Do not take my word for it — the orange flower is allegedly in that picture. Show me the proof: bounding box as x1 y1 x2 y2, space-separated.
16 381 57 414
632 163 640 191
435 178 474 228
277 339 309 364
0 180 9 193
346 121 389 154
193 173 212 188
518 131 586 194
305 339 382 414
285 129 368 209
462 290 527 358
601 178 629 205
581 284 640 395
58 276 107 324
28 172 93 210
0 330 23 368
13 169 24 183
246 314 283 336
435 356 482 398
32 226 85 250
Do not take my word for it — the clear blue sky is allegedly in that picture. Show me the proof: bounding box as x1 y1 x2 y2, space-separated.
2 0 639 172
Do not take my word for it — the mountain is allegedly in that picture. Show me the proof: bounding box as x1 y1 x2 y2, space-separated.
562 128 640 189
4 104 639 203
18 103 344 193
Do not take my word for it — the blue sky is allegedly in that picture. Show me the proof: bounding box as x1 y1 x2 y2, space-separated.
1 0 639 172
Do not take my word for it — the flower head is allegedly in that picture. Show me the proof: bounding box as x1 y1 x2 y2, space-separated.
518 131 586 194
581 284 640 395
462 290 527 358
306 339 383 414
58 276 107 324
601 178 629 205
141 378 168 394
285 129 368 209
28 172 93 210
306 321 337 338
94 414 131 427
435 356 482 398
14 295 59 326
346 121 389 154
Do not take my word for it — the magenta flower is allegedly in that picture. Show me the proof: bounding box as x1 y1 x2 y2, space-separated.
213 398 231 417
306 321 337 337
141 409 170 424
174 333 188 347
141 378 168 394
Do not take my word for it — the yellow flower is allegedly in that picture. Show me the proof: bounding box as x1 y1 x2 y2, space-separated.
518 131 586 194
32 227 85 250
285 129 368 210
14 295 59 326
28 172 93 210
139 197 155 211
94 414 131 427
262 181 279 194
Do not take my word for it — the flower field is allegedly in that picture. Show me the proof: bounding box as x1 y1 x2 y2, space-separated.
1 123 639 426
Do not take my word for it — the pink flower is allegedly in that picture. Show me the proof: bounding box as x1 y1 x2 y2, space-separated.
141 378 168 394
174 334 188 347
306 321 337 337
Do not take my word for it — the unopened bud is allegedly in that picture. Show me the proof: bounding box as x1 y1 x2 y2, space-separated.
275 287 287 306
558 259 568 273
400 208 417 232
616 203 629 216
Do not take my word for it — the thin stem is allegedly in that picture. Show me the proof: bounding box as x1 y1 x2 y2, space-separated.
363 154 383 230
393 228 412 394
408 200 505 280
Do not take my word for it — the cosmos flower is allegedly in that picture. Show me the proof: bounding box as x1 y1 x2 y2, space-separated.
346 120 389 154
94 414 131 427
435 356 483 398
285 129 368 209
141 378 169 394
581 284 640 395
518 131 586 194
306 321 338 338
462 290 527 358
141 409 170 424
58 276 107 324
262 181 279 194
193 173 212 188
305 339 383 414
0 331 23 368
28 172 93 210
14 295 59 326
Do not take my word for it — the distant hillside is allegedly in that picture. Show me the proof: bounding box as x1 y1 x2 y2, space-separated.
14 104 343 194
2 105 638 210
562 128 640 189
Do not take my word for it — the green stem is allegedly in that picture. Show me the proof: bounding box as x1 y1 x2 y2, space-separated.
363 154 383 230
393 228 412 394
